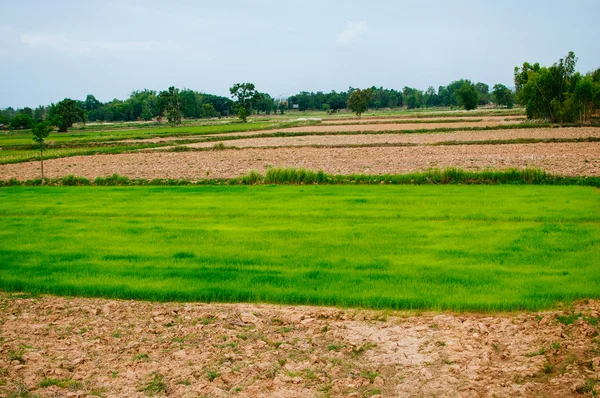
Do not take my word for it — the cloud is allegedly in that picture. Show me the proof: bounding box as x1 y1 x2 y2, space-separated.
336 21 368 45
20 34 177 53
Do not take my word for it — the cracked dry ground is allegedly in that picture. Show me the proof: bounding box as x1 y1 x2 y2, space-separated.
1 294 600 397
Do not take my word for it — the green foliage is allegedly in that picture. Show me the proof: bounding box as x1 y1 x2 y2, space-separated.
31 122 54 179
9 114 34 130
493 84 514 108
201 103 216 118
456 81 479 110
0 184 599 311
346 88 372 117
52 98 86 132
158 86 182 125
515 51 600 123
140 372 167 396
230 83 259 122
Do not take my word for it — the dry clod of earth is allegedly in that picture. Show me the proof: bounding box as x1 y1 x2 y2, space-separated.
1 293 600 397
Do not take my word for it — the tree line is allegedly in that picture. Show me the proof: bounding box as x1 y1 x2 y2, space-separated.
2 51 598 132
287 80 515 112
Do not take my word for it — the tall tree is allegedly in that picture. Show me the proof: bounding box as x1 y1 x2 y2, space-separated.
158 86 183 125
492 84 514 108
346 88 372 117
229 83 259 122
455 81 479 110
51 99 86 132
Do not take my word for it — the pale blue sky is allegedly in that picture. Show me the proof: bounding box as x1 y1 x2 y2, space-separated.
1 0 598 108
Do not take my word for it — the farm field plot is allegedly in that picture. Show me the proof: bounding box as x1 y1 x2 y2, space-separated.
179 126 600 149
1 185 599 311
2 141 599 180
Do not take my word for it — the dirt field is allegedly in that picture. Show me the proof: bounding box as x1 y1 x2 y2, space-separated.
2 142 599 180
116 119 524 144
1 293 599 398
179 127 600 150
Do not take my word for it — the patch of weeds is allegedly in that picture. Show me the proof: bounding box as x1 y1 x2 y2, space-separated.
430 323 439 329
543 362 554 374
551 341 561 350
443 359 454 365
351 342 376 358
363 388 382 397
134 353 149 361
321 325 329 333
212 142 226 150
301 368 317 381
170 337 184 343
90 387 107 397
278 358 287 366
0 368 8 377
236 333 247 340
575 378 597 395
219 342 238 349
140 372 167 396
39 377 81 389
8 346 26 363
195 316 216 326
585 315 599 326
285 370 299 377
557 313 579 325
6 382 38 398
276 326 294 334
270 318 284 325
360 370 379 383
110 371 119 378
524 347 546 357
232 386 242 392
206 369 220 382
112 330 122 338
435 340 446 347
327 344 346 352
177 379 191 386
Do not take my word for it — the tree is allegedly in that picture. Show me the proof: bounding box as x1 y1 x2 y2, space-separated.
492 84 514 108
455 81 479 110
9 113 34 130
230 83 259 122
52 99 86 132
346 88 372 117
201 103 216 118
514 51 587 123
475 83 490 105
32 122 53 180
158 86 182 124
141 101 153 121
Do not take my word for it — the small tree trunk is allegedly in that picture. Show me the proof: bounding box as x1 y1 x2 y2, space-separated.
40 144 44 181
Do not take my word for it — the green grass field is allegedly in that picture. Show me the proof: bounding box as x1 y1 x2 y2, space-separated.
1 185 598 311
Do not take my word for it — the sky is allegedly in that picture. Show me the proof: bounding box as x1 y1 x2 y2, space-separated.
1 0 599 108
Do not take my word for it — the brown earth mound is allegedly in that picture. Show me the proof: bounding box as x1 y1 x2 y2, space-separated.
1 294 599 397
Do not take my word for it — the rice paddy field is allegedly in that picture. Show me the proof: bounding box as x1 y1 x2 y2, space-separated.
1 184 599 311
2 108 600 397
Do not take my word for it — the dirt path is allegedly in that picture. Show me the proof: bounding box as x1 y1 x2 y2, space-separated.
1 293 598 397
179 127 600 150
1 142 599 180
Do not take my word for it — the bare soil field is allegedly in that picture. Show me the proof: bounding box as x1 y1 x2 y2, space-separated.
2 142 599 180
180 127 600 150
116 119 525 144
1 294 599 397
